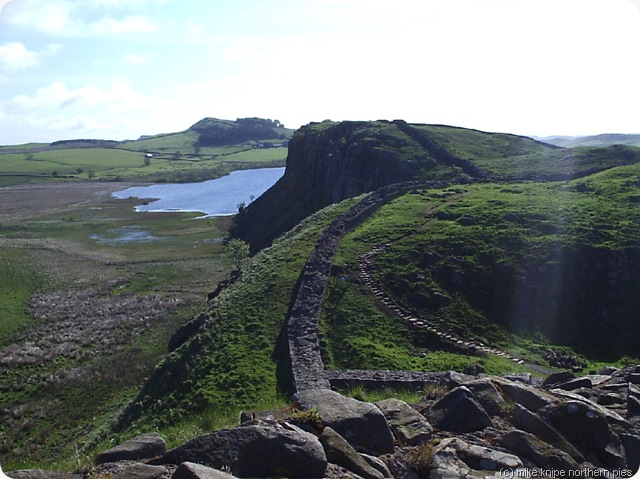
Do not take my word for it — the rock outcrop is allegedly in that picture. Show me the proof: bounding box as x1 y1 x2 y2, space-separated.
8 365 640 478
231 120 469 251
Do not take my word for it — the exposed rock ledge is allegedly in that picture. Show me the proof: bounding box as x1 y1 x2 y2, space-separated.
6 365 640 479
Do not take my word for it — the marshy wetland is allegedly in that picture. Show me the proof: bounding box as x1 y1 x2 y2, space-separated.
0 180 234 468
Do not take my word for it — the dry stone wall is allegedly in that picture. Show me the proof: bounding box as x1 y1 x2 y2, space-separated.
286 180 453 392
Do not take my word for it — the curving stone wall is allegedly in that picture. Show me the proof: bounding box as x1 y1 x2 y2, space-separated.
286 180 453 392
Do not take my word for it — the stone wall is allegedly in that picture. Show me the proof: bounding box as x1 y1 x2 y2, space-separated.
286 180 452 392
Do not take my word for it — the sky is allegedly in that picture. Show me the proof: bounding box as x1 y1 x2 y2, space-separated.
0 0 639 145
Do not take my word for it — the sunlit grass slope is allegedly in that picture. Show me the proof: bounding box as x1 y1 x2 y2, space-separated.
328 163 640 366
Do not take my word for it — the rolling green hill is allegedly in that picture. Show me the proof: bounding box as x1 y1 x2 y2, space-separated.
0 117 294 185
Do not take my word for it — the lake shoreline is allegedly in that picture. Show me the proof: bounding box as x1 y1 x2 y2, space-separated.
112 167 285 217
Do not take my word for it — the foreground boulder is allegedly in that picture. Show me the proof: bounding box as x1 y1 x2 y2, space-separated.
172 462 235 479
318 427 385 479
500 429 580 470
292 388 394 454
158 424 327 478
375 398 433 446
95 432 167 465
5 472 83 479
510 403 585 463
426 386 492 433
543 400 626 468
429 437 523 479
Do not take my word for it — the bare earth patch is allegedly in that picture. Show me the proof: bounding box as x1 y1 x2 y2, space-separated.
1 277 181 369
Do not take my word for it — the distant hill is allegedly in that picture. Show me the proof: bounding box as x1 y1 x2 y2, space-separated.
539 133 640 147
0 117 293 185
189 117 294 147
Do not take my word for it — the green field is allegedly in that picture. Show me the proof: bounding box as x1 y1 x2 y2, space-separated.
0 130 288 185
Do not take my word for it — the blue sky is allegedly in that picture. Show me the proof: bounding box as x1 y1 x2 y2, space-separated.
0 0 639 145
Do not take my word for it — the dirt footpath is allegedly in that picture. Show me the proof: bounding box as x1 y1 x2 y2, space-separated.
0 181 144 224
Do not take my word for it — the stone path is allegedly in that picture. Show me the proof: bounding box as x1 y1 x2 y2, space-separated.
358 244 527 365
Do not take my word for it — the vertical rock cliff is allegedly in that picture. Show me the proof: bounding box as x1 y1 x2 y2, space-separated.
231 120 446 250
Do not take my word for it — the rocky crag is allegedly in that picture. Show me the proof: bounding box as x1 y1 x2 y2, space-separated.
231 119 634 252
8 365 640 478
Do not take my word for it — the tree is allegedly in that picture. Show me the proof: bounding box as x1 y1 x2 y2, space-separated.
224 238 250 271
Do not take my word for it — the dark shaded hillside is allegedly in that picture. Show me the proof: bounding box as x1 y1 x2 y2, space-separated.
232 120 640 251
190 117 293 147
365 179 640 359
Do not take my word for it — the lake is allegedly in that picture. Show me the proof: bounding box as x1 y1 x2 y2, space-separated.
112 167 285 217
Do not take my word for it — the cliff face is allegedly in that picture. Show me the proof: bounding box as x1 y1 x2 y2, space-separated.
231 119 640 251
231 120 446 250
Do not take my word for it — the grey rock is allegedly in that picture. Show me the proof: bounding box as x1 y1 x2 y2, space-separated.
360 454 393 479
542 371 575 388
375 398 432 446
628 383 640 415
598 366 620 375
429 438 523 479
550 388 630 428
96 432 167 465
501 373 537 385
553 377 593 392
234 425 327 478
427 386 492 433
628 373 640 385
463 364 486 376
172 462 235 479
171 462 233 479
492 377 553 412
115 463 168 479
511 404 585 464
500 429 580 470
443 370 476 387
6 471 82 479
160 424 326 478
571 387 598 401
318 427 384 479
621 433 640 472
464 378 507 417
597 392 625 406
292 388 394 454
544 400 626 468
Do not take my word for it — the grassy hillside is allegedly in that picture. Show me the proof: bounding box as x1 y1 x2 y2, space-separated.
107 159 640 461
326 164 640 367
3 119 640 471
233 120 640 251
112 199 360 442
0 117 293 186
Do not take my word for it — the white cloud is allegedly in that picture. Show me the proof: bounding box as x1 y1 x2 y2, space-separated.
6 80 157 112
1 0 74 35
122 53 147 64
0 79 178 143
1 0 158 36
0 42 38 70
0 41 60 71
92 14 157 34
